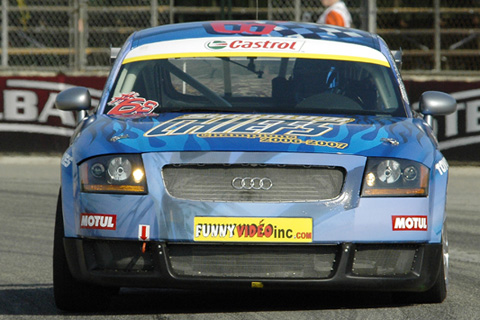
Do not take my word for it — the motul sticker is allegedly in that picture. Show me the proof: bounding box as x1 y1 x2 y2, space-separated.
392 216 428 231
80 213 116 230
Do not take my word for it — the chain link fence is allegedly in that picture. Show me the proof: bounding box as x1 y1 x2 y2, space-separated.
268 0 365 28
1 0 479 73
0 0 171 72
375 0 480 72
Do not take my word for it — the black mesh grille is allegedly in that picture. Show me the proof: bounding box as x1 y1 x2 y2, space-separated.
83 240 155 273
167 244 339 279
352 244 420 276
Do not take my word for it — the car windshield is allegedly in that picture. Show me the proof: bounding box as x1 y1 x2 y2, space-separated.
106 56 406 117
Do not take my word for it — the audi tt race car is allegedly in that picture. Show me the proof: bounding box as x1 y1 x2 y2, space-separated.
53 21 456 311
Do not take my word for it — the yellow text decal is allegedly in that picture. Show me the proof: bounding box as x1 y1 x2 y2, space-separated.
194 217 313 243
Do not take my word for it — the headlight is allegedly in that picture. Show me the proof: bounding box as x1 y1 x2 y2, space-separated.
80 154 147 194
361 158 429 197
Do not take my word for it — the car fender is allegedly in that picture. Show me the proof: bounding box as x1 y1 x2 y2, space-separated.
60 148 77 237
428 151 449 243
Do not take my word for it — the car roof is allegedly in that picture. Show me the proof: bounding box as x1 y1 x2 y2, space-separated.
100 21 407 115
130 20 381 51
121 21 391 68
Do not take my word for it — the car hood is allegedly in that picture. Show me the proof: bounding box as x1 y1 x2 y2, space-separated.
72 113 438 166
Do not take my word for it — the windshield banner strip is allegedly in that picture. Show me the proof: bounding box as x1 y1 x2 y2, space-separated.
123 37 390 67
123 52 389 67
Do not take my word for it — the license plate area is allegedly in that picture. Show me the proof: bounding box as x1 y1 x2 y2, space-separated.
194 217 313 243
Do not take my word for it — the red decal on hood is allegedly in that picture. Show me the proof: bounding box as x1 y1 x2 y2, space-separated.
107 92 158 116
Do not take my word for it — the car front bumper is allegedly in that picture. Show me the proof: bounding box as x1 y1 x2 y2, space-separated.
64 238 443 293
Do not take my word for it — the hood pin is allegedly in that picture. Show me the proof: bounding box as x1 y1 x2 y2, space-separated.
110 134 129 142
381 138 400 146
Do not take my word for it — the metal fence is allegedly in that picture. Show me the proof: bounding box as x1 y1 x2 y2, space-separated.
1 0 479 74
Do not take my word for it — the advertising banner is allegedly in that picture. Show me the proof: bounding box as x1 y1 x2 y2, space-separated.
0 75 479 161
405 80 480 162
0 75 105 153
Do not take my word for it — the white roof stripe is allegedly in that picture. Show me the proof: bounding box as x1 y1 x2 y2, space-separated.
124 37 390 67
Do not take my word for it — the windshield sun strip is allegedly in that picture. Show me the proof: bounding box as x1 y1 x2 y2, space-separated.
122 52 390 68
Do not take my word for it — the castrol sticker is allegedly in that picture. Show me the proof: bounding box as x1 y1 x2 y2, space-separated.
194 217 312 243
204 39 303 52
392 215 428 231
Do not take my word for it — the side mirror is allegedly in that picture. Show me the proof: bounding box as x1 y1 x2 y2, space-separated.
111 47 120 64
419 91 456 127
55 87 91 111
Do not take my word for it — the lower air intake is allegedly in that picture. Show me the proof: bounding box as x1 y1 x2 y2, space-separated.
83 240 155 273
352 244 419 276
167 244 338 279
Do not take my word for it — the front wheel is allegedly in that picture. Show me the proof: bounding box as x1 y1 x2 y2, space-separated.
416 225 448 303
53 191 117 312
397 225 448 304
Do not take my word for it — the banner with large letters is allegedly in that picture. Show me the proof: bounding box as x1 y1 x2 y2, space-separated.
0 75 479 160
0 75 105 153
405 80 480 162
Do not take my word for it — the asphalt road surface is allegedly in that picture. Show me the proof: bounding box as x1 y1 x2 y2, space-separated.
0 155 479 319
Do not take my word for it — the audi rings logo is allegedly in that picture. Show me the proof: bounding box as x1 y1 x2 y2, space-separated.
232 177 273 190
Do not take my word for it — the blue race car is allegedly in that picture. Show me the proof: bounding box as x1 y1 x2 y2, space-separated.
53 21 456 311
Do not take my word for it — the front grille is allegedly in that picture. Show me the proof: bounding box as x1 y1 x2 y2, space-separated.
167 244 339 279
162 164 345 202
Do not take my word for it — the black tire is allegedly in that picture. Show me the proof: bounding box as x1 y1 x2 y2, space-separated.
418 259 447 303
396 240 447 304
414 225 448 304
53 191 117 312
393 255 447 305
401 254 446 305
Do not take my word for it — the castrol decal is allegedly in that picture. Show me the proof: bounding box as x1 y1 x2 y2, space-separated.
205 39 303 51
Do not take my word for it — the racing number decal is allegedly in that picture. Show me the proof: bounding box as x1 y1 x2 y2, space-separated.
208 22 276 35
107 92 158 116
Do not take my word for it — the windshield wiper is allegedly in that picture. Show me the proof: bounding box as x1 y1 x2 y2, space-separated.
221 57 264 78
